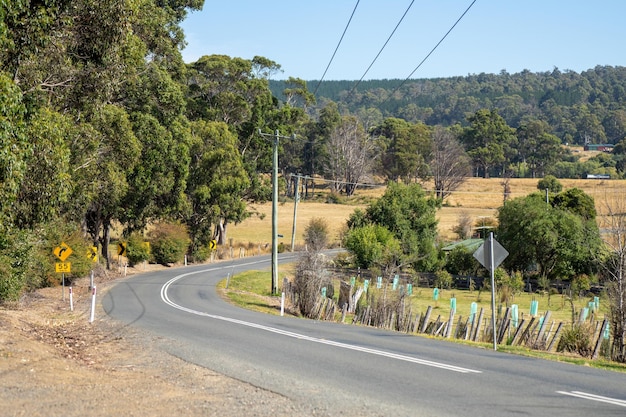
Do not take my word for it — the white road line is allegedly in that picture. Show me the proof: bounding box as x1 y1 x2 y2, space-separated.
557 391 626 407
160 267 482 374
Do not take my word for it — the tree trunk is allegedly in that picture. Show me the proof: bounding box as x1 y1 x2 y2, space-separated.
101 219 111 270
216 219 228 246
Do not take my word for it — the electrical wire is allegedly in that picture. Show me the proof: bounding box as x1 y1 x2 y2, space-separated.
387 0 478 99
312 0 361 96
348 0 415 96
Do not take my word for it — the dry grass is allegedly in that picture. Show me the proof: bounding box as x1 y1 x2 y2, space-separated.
227 177 626 246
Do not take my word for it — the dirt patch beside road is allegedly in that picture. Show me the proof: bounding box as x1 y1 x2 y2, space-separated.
0 265 316 417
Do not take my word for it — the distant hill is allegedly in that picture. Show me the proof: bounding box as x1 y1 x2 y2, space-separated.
270 66 626 146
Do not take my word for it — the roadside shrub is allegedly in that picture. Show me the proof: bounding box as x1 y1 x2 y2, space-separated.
188 244 211 263
557 323 593 357
126 234 151 266
293 251 331 318
0 257 22 302
149 223 189 265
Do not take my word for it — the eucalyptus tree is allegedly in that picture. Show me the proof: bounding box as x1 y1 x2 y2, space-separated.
462 109 517 178
371 117 431 183
429 126 470 200
0 73 29 224
516 119 563 178
325 116 374 196
184 120 249 251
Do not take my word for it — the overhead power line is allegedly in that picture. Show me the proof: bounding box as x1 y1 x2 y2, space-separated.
388 0 478 98
348 0 416 96
313 0 361 96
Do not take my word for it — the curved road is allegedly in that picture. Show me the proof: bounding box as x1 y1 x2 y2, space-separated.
103 253 626 416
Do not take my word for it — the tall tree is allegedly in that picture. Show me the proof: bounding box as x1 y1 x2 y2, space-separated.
120 113 190 234
82 105 141 267
516 119 563 178
429 126 470 200
0 73 29 224
462 109 517 178
371 117 431 183
325 116 374 196
355 182 440 272
185 120 250 250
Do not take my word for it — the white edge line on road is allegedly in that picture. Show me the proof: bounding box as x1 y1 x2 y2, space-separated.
160 265 482 374
557 391 626 407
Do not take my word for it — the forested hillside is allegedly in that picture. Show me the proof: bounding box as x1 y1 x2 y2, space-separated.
271 66 626 145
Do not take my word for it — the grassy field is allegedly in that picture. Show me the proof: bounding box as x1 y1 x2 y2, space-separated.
224 176 626 324
220 267 607 325
228 177 626 246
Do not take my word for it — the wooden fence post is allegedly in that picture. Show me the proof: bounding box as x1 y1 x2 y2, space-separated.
420 306 432 334
472 308 484 342
592 319 608 359
546 322 563 352
510 318 526 346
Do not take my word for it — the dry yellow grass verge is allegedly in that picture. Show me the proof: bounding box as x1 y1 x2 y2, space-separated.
227 177 626 246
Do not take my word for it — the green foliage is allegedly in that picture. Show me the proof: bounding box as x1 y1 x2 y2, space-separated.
462 109 517 178
126 234 151 266
345 224 401 270
371 118 432 183
571 274 592 297
434 270 453 290
497 191 601 282
0 227 37 302
537 175 563 194
552 188 597 220
444 246 479 275
0 73 29 223
557 323 594 357
361 182 440 272
148 223 190 265
14 108 73 228
184 120 249 249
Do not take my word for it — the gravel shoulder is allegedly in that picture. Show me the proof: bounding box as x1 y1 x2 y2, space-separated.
0 265 318 417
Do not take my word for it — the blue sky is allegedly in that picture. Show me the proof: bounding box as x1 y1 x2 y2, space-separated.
180 1 625 81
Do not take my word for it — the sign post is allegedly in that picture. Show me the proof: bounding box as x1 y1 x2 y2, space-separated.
53 242 73 302
473 232 508 351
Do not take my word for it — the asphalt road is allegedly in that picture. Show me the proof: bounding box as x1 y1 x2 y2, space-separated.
102 253 626 416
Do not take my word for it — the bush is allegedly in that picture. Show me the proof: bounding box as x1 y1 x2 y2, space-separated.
188 244 211 263
126 234 151 266
149 223 190 265
293 251 331 318
557 323 593 357
434 270 453 290
537 175 562 194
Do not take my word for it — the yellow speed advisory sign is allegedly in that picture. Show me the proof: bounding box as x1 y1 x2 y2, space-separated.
55 262 71 273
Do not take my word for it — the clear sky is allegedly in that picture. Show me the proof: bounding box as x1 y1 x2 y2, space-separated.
180 1 625 81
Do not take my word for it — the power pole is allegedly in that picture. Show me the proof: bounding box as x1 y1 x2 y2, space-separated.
258 129 295 295
290 174 301 252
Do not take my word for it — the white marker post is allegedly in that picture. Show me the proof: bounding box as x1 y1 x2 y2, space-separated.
69 287 74 311
280 292 285 317
89 285 97 323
